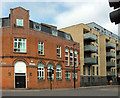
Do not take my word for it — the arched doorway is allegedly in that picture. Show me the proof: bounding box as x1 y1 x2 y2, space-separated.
14 61 27 88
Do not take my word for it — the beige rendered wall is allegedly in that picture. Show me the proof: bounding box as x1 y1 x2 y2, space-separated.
60 24 100 76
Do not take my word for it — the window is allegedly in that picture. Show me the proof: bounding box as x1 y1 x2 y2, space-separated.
97 67 99 75
37 62 45 80
70 50 73 66
74 51 78 67
88 66 90 75
57 45 61 58
52 28 58 36
34 24 41 31
65 48 69 66
73 72 77 80
65 71 71 80
0 19 2 28
83 66 85 75
14 38 26 53
56 65 62 80
16 19 23 27
47 64 54 80
92 66 95 75
65 34 71 40
38 41 44 55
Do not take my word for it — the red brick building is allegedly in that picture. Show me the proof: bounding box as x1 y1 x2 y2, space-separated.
0 7 80 89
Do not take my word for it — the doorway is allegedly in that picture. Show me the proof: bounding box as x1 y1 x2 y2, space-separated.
15 76 26 88
14 61 27 88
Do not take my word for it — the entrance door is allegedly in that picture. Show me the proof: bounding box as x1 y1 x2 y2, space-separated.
15 76 26 88
14 61 27 88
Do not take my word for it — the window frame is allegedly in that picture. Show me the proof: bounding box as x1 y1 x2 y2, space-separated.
65 71 71 80
88 66 90 75
65 34 71 40
38 41 44 55
34 23 41 31
16 19 23 27
74 50 78 67
70 49 73 66
56 65 62 80
14 38 26 53
83 66 86 75
47 64 54 80
52 28 58 36
97 67 99 75
72 72 77 80
65 48 69 66
57 45 61 58
92 66 95 75
37 62 45 80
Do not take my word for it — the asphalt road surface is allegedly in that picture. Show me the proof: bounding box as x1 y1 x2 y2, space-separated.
1 85 120 96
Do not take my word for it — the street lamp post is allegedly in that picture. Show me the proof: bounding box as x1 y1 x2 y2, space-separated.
73 43 76 89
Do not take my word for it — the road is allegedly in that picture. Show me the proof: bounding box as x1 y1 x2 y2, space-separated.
1 85 120 96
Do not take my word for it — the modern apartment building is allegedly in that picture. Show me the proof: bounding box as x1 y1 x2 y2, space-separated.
60 22 120 86
0 7 80 89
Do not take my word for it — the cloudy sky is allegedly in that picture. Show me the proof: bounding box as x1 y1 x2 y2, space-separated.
0 0 118 35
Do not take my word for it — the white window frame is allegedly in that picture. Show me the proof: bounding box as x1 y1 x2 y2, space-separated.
74 51 78 67
73 72 77 80
14 38 26 53
34 24 41 31
47 64 54 80
37 63 45 80
38 41 44 55
70 49 73 66
65 48 69 66
56 65 62 80
65 71 71 80
52 29 58 36
57 45 61 58
16 19 23 27
65 34 71 40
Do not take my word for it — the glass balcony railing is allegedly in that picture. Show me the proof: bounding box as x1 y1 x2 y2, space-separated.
84 57 97 65
117 64 120 69
117 55 120 60
106 42 115 49
84 45 98 53
106 62 115 67
106 52 115 58
107 71 115 76
84 33 97 41
117 47 120 51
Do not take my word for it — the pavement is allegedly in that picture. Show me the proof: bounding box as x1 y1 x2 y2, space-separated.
2 85 119 91
1 85 120 96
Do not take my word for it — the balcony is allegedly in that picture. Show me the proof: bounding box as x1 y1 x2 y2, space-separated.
84 33 97 42
106 62 115 67
106 52 115 58
107 72 115 76
84 45 98 53
117 55 120 60
106 42 115 49
117 47 120 52
84 57 97 65
117 64 120 69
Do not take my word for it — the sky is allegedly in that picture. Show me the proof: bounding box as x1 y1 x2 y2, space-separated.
0 0 118 35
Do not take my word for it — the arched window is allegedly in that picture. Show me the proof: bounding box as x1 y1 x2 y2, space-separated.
74 50 78 67
65 48 69 66
47 64 54 80
70 49 73 66
37 62 45 80
56 65 62 80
